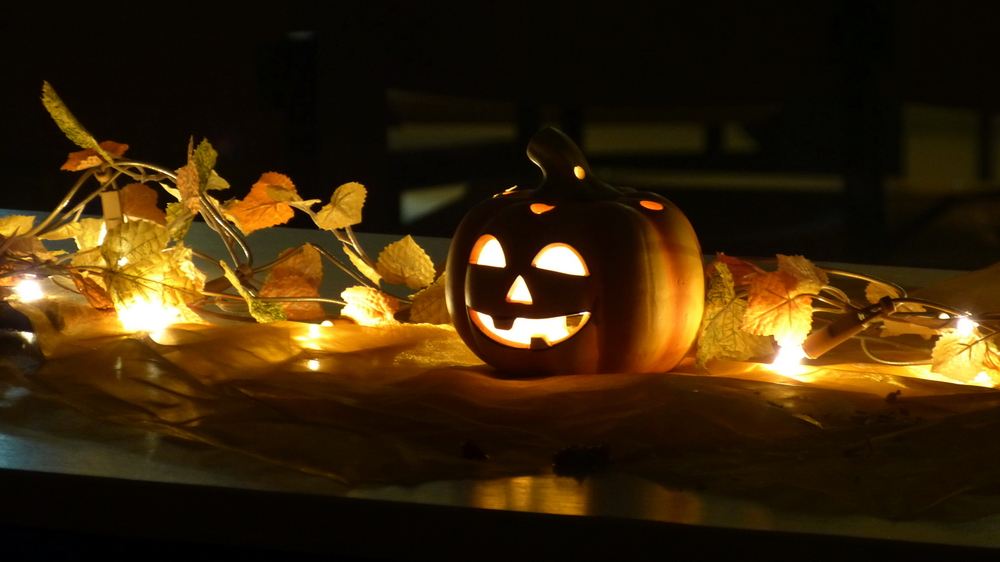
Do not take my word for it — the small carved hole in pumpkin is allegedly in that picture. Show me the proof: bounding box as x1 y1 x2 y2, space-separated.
530 203 555 214
506 275 533 304
640 200 664 210
573 166 586 179
532 243 588 276
470 235 506 267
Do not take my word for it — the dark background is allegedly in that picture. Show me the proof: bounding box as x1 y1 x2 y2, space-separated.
5 1 1000 269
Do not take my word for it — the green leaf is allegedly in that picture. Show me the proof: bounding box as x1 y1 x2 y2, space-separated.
41 82 111 162
220 262 286 323
696 262 774 369
193 139 218 190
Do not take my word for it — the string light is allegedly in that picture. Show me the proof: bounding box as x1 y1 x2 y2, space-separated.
12 277 44 302
117 299 182 335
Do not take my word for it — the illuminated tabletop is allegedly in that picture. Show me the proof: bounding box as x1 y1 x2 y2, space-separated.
0 210 996 559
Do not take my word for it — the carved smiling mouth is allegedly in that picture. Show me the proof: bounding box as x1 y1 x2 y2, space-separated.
469 309 590 349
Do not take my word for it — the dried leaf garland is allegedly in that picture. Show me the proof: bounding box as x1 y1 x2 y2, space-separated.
697 263 774 369
409 273 450 325
741 270 815 347
120 183 167 225
61 141 129 171
259 244 325 320
224 172 299 235
41 82 112 162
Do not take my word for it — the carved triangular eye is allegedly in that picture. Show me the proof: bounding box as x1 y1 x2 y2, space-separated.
532 243 588 276
470 235 506 268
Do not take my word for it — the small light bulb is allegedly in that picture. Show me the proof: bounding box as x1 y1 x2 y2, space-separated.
308 324 322 338
320 320 333 327
771 344 808 377
12 278 44 302
307 359 320 371
956 316 977 337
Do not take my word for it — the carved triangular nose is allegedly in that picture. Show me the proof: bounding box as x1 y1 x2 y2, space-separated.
506 275 533 304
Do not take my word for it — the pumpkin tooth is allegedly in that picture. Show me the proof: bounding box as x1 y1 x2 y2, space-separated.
530 336 550 350
491 315 517 330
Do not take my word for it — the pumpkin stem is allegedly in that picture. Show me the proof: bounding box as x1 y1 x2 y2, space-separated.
527 128 622 201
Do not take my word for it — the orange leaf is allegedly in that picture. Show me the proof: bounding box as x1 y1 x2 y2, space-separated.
121 183 166 225
223 173 298 235
741 270 814 347
61 141 128 171
259 244 324 320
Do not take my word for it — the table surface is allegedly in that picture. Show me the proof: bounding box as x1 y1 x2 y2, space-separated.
1 209 996 560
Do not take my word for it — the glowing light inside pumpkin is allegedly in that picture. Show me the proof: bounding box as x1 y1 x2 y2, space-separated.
530 203 555 214
532 244 588 276
470 235 506 268
118 299 182 334
506 275 533 304
470 309 590 349
573 166 585 179
640 201 664 211
13 277 44 302
771 344 808 377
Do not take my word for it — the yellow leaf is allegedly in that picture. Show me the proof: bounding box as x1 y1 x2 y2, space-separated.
101 221 204 323
776 254 827 295
696 263 774 369
121 183 167 225
0 215 35 237
931 330 991 383
206 170 230 191
376 235 436 290
221 262 286 323
69 218 108 270
315 182 366 230
343 244 381 286
341 285 398 326
166 201 193 240
741 270 814 347
41 81 110 161
259 244 325 320
175 140 201 213
408 272 450 324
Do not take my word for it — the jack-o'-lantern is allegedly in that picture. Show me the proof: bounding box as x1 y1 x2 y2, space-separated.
446 128 704 376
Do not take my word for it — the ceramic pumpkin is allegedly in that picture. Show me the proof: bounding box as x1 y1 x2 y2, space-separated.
446 128 704 376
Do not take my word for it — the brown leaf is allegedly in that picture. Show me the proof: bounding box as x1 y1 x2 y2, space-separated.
121 183 167 225
61 141 128 171
741 270 814 347
259 244 325 320
706 253 764 286
72 273 115 311
341 285 398 326
223 172 298 235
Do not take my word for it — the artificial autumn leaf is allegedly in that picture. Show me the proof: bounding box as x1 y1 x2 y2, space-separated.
408 272 450 324
223 172 299 235
121 183 167 225
221 262 286 323
206 170 230 191
101 221 203 323
741 270 815 347
0 215 35 237
706 253 764 286
175 140 201 212
61 141 128 171
38 221 79 241
696 263 774 369
259 244 325 320
315 182 366 231
776 254 828 295
68 218 108 270
341 285 399 326
931 330 997 384
376 235 436 290
41 82 111 162
71 273 115 311
165 202 193 240
193 139 217 190
343 244 381 286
